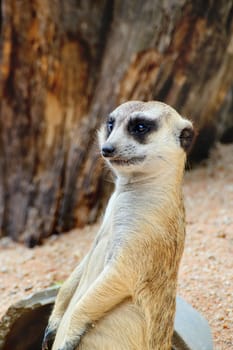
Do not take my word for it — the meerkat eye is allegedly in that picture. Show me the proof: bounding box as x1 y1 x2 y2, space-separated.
133 123 149 134
106 118 115 136
128 117 158 142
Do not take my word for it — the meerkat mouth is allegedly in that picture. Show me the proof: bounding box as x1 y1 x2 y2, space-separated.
110 156 146 166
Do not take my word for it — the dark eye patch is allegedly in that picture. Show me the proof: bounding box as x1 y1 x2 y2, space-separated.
128 116 158 143
106 116 115 137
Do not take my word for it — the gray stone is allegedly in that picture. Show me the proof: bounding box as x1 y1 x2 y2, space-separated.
173 296 213 350
0 286 59 350
0 288 213 350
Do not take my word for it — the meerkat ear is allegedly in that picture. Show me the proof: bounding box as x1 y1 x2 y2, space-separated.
179 126 195 153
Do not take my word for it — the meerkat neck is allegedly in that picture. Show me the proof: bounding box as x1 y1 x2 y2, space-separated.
115 165 185 192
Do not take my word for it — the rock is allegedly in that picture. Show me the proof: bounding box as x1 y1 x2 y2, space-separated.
172 296 213 350
0 288 213 350
0 286 59 350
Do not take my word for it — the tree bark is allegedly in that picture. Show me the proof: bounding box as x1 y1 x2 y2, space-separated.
0 0 232 244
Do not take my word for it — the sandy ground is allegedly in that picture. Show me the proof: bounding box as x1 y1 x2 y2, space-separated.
0 143 232 349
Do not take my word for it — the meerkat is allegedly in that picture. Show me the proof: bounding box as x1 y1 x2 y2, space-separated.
42 100 194 350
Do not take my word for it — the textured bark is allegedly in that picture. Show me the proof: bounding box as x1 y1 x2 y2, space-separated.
0 0 232 244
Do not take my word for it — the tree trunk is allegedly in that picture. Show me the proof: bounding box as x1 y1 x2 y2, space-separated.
0 0 232 245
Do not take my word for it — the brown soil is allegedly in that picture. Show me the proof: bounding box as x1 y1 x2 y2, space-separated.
0 143 232 349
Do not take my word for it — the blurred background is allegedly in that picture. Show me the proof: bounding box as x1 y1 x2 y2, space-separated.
0 0 232 246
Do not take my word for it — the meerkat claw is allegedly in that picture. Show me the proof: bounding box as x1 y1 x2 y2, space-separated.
42 326 56 350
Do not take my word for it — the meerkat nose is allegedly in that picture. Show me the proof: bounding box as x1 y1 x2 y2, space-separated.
102 143 115 157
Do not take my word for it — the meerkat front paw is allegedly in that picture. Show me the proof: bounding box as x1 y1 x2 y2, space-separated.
42 325 57 350
57 322 93 350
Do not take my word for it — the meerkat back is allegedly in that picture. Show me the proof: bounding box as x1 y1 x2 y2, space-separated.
43 100 194 350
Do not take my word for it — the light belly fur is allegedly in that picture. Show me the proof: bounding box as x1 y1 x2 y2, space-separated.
52 237 146 350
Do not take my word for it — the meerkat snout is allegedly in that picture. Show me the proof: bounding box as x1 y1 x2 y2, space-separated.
101 143 116 157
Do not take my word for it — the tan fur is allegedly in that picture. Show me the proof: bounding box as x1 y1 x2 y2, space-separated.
46 101 193 350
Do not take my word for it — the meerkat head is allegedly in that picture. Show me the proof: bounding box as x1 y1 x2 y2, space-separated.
98 101 194 179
